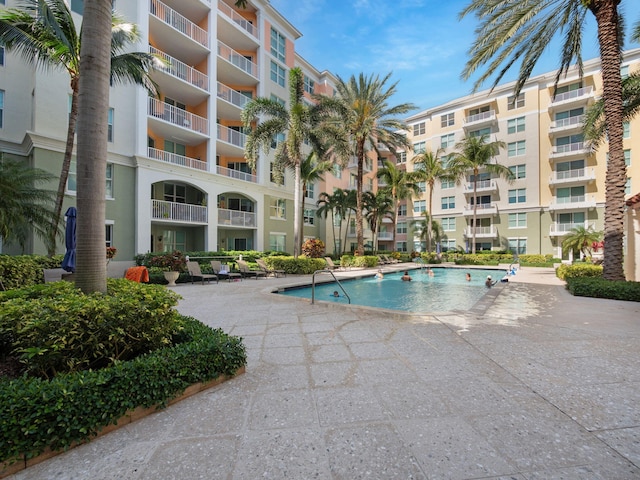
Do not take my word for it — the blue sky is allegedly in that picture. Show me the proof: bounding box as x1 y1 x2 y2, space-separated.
270 0 640 113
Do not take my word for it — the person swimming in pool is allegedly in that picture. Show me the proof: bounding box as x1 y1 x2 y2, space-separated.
466 272 471 282
375 269 384 279
401 271 412 282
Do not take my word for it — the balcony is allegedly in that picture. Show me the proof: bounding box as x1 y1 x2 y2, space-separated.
549 222 595 236
217 0 259 50
463 203 498 216
463 179 497 194
549 142 591 160
218 208 256 228
149 46 209 100
148 147 207 172
150 0 209 50
549 115 585 133
463 109 496 128
216 124 246 156
378 232 394 241
549 167 596 186
549 86 594 109
464 226 497 238
217 40 258 85
217 82 251 119
548 194 596 211
152 200 207 223
347 157 373 172
216 164 257 183
148 98 209 141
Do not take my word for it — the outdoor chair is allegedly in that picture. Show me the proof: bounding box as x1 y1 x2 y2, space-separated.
210 260 242 282
256 258 286 277
381 254 399 264
324 257 340 271
237 259 267 279
186 261 218 285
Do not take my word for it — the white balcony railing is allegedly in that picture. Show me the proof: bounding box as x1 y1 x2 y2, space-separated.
217 40 258 78
465 226 497 237
217 0 259 39
217 82 252 110
549 222 595 236
464 179 496 192
377 232 394 241
463 203 498 215
150 46 209 91
218 208 256 227
150 0 208 47
551 86 593 104
550 115 585 130
148 147 207 171
549 167 595 184
148 98 209 134
550 142 590 158
216 164 257 183
216 124 246 149
152 199 207 223
464 109 496 124
548 194 596 211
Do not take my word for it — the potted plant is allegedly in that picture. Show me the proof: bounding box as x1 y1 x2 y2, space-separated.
149 250 186 286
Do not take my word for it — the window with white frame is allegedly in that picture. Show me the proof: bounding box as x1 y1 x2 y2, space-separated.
508 212 527 228
396 222 407 234
441 217 456 231
67 160 114 196
441 196 455 210
270 198 286 219
397 151 407 164
441 239 456 251
413 122 425 136
507 116 525 134
624 122 630 139
469 127 491 139
509 164 526 179
507 140 525 157
417 181 426 192
413 200 426 214
107 108 114 142
508 188 526 204
626 177 632 195
396 241 407 252
440 133 455 148
413 142 425 154
270 27 286 62
271 132 285 149
270 61 285 87
626 149 631 166
303 208 315 225
106 163 114 198
105 223 113 247
164 183 185 203
270 94 285 106
305 182 315 199
507 93 525 110
398 204 407 216
333 164 342 179
303 75 315 94
269 233 286 252
441 112 454 127
508 238 527 254
621 65 629 79
441 178 455 189
270 162 284 185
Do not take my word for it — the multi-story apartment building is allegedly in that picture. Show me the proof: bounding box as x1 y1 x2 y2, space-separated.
0 0 335 259
403 49 640 260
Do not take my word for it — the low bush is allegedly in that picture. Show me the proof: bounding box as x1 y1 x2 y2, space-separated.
556 263 603 280
301 238 325 258
566 277 640 302
264 256 326 274
517 254 556 266
0 254 65 290
340 255 379 268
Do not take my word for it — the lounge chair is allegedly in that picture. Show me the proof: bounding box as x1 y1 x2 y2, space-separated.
377 255 390 265
324 257 340 271
381 254 399 264
237 259 267 279
256 258 286 277
210 260 242 282
186 261 218 285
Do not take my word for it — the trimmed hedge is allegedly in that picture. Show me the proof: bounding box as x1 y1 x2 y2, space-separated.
566 277 640 302
0 316 246 464
263 256 326 274
340 255 379 269
556 263 603 280
0 254 65 290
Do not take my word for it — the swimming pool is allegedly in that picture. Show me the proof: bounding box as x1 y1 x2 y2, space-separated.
278 267 504 314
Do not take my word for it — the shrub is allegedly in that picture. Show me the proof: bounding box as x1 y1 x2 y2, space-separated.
566 277 640 302
301 238 325 258
147 250 186 272
340 255 379 268
556 263 603 280
264 256 325 274
0 254 65 289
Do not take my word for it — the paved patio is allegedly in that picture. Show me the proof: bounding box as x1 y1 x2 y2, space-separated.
9 266 640 479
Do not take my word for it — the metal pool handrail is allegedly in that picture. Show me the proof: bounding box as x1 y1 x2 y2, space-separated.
311 269 351 304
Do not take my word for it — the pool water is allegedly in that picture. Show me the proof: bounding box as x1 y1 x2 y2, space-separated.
279 267 504 314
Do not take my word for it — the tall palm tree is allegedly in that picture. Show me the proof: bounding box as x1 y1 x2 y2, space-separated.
459 0 629 279
376 159 421 250
448 135 512 254
316 190 340 256
412 148 450 254
562 226 603 260
316 73 416 255
411 211 445 253
0 156 57 251
338 189 357 255
363 190 394 252
299 152 332 253
0 0 161 255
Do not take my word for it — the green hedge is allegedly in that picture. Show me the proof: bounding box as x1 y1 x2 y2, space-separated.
566 277 640 302
264 256 326 274
0 254 65 290
0 316 246 464
556 263 603 280
340 255 379 268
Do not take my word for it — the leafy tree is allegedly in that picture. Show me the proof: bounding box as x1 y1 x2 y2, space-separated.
0 156 57 251
459 0 630 280
0 0 161 255
411 211 444 253
363 190 394 252
448 135 513 254
316 190 341 256
337 189 357 255
562 226 603 260
300 152 333 252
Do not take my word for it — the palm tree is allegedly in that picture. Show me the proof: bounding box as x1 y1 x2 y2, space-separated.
459 0 629 280
0 0 161 255
299 152 333 253
0 156 57 251
411 211 445 253
376 159 421 250
316 73 416 255
562 226 603 260
412 148 450 254
448 135 512 254
316 190 340 256
338 189 357 255
363 190 394 252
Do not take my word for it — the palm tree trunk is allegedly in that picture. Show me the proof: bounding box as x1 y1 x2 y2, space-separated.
293 160 302 258
75 0 111 294
427 183 434 254
355 143 365 255
391 199 398 251
591 0 626 280
330 211 338 255
471 178 478 254
299 180 306 256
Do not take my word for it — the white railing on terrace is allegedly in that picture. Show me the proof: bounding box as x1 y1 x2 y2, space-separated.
148 147 207 171
554 194 588 205
150 0 208 47
152 200 207 223
464 179 496 191
378 232 393 240
549 222 594 235
217 40 258 78
551 86 593 104
551 141 588 156
218 208 256 227
217 0 258 38
149 46 209 91
217 82 251 110
148 98 209 134
464 109 495 124
465 226 496 236
216 124 246 149
551 115 585 130
550 167 595 183
216 164 257 183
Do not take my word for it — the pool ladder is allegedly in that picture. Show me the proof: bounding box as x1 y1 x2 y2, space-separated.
311 269 351 304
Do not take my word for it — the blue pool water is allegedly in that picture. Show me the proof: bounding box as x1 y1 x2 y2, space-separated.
279 267 504 313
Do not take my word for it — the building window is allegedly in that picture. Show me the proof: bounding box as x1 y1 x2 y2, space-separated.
164 183 186 203
413 200 426 214
441 178 455 189
469 127 491 139
270 61 286 87
625 149 631 166
441 239 456 252
0 90 3 128
625 177 631 196
105 223 113 247
507 140 525 157
106 163 114 198
557 185 584 203
624 122 630 139
303 208 315 225
270 198 286 219
507 116 525 134
507 93 525 110
413 122 425 136
441 113 454 128
269 233 286 252
396 241 407 252
508 188 526 204
0 47 4 66
270 94 285 106
398 204 407 216
107 108 114 142
417 181 426 192
270 27 286 62
397 151 407 164
71 0 83 14
508 212 527 228
508 238 527 254
441 196 455 210
621 65 629 79
396 222 407 234
270 162 284 185
67 160 114 196
509 164 526 179
333 164 342 179
303 75 315 94
305 182 315 199
441 217 456 231
440 133 455 148
413 142 425 154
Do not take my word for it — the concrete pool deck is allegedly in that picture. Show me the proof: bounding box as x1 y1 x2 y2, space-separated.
10 265 640 479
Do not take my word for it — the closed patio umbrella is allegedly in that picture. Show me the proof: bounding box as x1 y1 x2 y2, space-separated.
61 206 77 273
